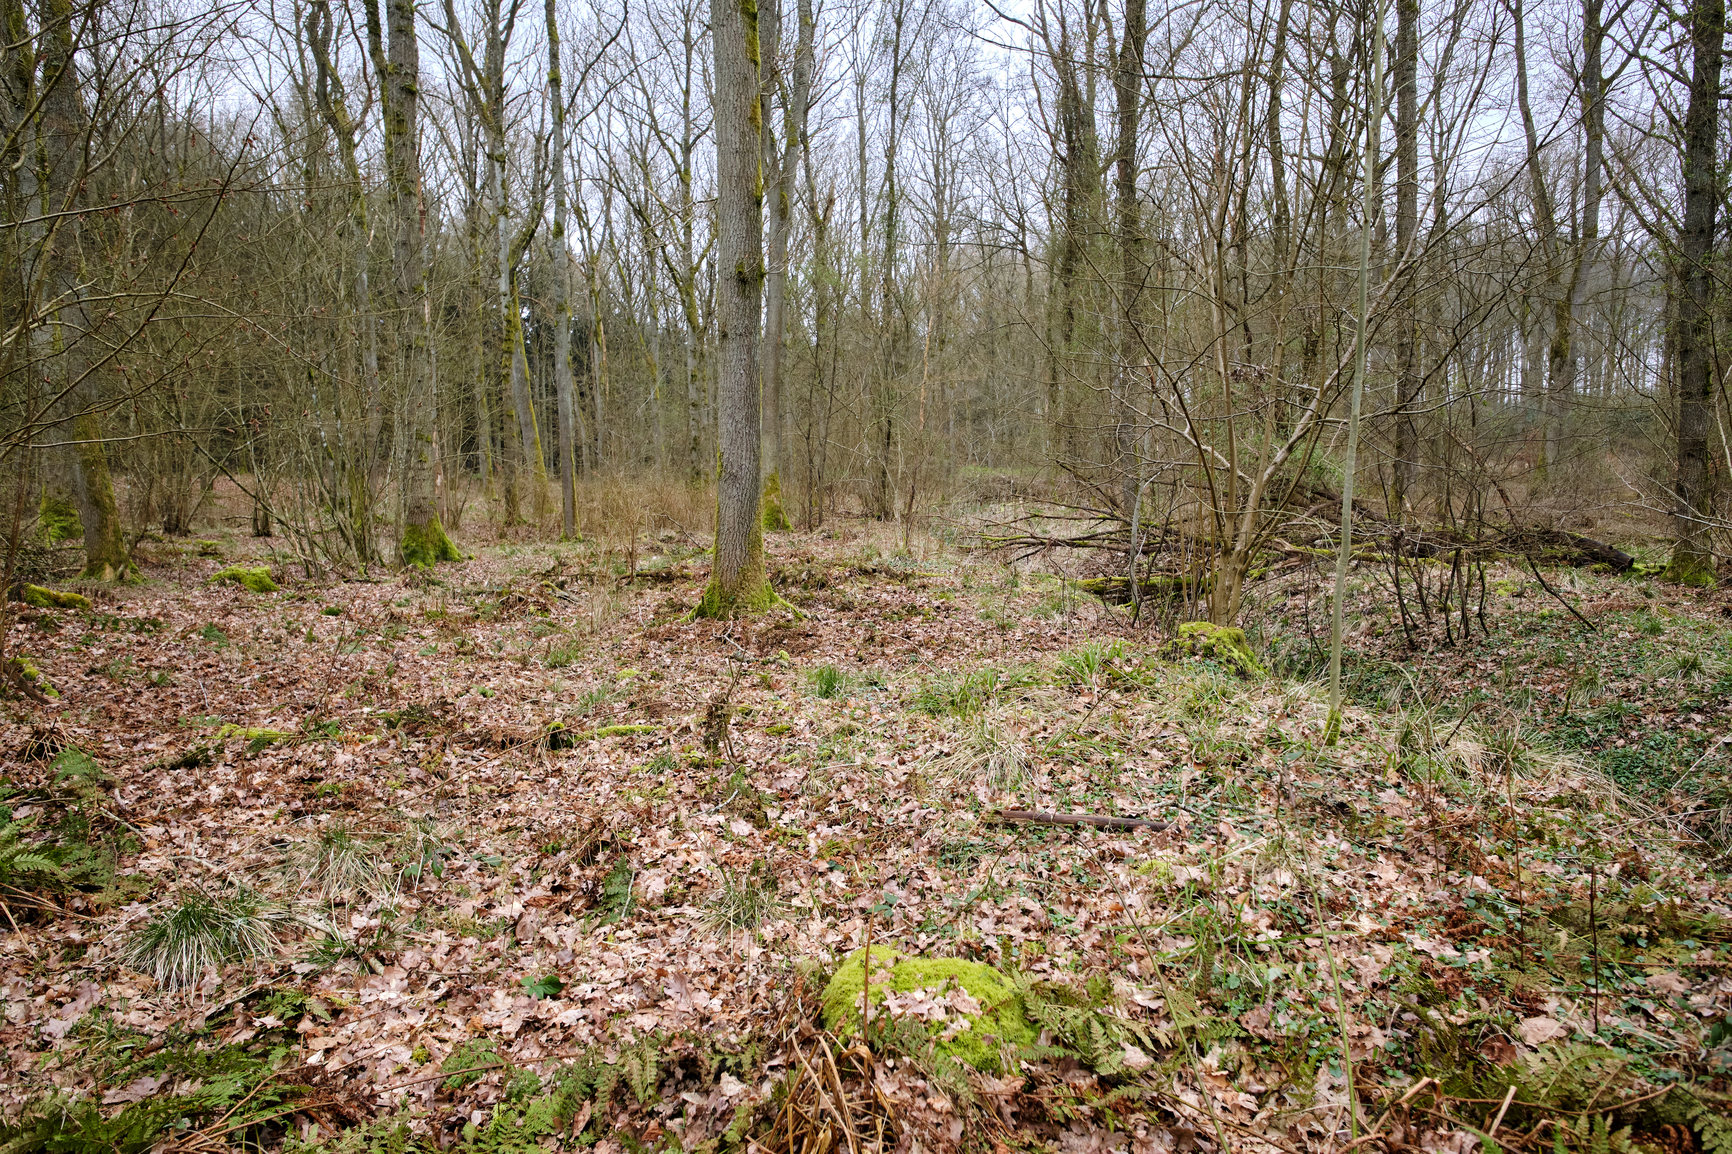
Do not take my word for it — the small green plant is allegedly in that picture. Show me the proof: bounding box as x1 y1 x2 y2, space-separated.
0 814 65 898
122 888 288 988
398 819 450 886
702 860 780 932
599 858 636 922
1054 639 1126 687
441 1038 500 1090
913 666 1029 718
809 663 849 699
199 624 229 647
521 973 566 1000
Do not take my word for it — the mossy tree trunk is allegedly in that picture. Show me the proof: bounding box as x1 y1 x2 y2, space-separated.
39 0 129 581
698 0 775 617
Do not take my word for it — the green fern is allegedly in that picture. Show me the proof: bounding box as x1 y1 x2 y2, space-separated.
621 1035 661 1105
1685 1090 1732 1154
0 815 65 889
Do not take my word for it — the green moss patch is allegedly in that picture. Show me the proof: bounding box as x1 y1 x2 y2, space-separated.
38 494 82 543
214 725 290 752
211 566 279 593
820 946 1034 1070
6 655 59 699
1161 621 1265 677
18 584 91 611
400 519 462 568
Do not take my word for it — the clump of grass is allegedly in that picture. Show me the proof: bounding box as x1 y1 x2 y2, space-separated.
1054 639 1126 687
913 666 1034 718
702 861 779 932
940 720 1029 794
545 638 584 668
123 888 288 988
289 822 395 902
808 663 849 699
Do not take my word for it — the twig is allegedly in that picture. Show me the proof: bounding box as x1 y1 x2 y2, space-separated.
1485 1083 1517 1142
990 808 1170 831
1525 554 1596 630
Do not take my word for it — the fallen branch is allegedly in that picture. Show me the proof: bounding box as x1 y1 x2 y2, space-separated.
990 809 1170 831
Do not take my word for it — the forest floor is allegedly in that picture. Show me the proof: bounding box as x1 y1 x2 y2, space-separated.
1 523 1730 1154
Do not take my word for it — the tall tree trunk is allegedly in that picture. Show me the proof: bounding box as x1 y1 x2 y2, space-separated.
1668 0 1724 583
39 0 129 581
308 0 379 564
697 0 774 616
1513 0 1567 475
547 0 577 538
1558 0 1606 415
1112 0 1147 525
374 0 458 566
1390 0 1421 509
760 0 813 532
1329 0 1384 746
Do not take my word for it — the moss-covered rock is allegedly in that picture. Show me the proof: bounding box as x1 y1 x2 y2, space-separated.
18 584 90 611
1160 621 1265 678
38 494 81 543
820 946 1034 1071
211 566 278 593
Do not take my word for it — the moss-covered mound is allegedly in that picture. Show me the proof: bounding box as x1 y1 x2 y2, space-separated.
211 566 279 593
19 584 90 611
1160 621 1264 677
5 655 59 699
820 946 1034 1070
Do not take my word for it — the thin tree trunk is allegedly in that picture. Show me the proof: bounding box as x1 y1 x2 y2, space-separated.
1329 0 1384 743
1112 0 1146 525
760 0 813 532
547 0 577 538
1391 0 1421 509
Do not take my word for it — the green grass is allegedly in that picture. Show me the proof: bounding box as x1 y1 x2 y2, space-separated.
702 861 780 932
808 663 849 699
289 822 395 902
122 888 290 989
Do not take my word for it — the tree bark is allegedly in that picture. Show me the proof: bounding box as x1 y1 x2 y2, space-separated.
760 0 813 533
373 0 458 567
697 0 774 616
547 0 577 538
1391 0 1421 508
1668 0 1724 583
38 0 129 581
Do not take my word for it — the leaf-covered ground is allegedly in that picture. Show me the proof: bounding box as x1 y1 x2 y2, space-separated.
2 528 1729 1154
